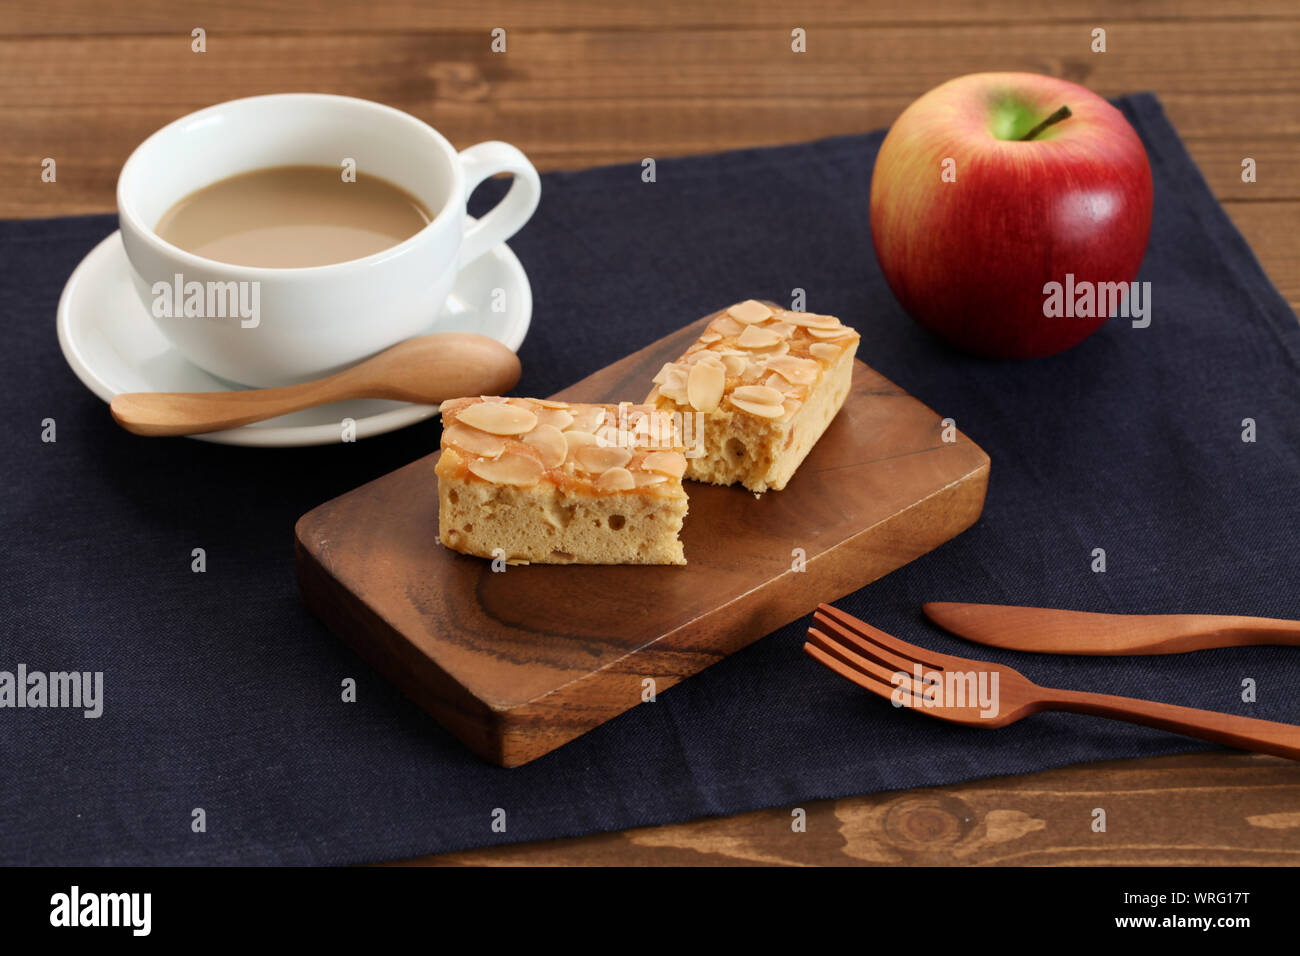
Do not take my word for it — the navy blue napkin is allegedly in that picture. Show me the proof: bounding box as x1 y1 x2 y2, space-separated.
3 93 1298 865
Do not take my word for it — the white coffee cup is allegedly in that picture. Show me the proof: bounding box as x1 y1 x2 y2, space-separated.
117 93 541 387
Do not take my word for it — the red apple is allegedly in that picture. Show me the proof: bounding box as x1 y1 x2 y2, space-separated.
870 72 1153 359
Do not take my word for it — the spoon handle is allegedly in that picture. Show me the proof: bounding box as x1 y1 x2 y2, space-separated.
111 379 359 436
109 332 521 437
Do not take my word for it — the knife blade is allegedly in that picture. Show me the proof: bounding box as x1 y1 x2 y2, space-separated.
922 602 1300 655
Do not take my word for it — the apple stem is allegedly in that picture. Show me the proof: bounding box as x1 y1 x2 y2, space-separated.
1019 105 1072 141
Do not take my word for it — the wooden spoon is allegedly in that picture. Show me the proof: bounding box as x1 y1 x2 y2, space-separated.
110 332 522 437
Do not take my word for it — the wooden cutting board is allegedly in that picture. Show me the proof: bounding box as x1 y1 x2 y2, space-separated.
295 311 990 766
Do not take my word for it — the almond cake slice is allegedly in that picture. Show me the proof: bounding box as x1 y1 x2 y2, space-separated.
435 397 689 565
646 300 860 493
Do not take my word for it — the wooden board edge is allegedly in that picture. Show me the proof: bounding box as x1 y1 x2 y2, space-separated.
488 448 991 766
295 435 990 768
294 529 512 764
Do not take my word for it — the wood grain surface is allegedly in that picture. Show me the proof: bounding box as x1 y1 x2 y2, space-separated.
391 752 1300 866
4 2 1298 310
296 312 988 765
9 0 1299 864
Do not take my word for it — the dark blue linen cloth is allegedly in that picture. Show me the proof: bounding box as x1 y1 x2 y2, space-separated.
3 94 1298 865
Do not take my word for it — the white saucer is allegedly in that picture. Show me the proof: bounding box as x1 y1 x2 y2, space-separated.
57 228 532 447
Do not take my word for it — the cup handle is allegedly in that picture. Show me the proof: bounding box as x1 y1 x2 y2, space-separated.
456 141 541 268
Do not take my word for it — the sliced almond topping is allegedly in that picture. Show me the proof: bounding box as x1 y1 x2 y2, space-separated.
785 312 841 328
651 362 676 385
566 406 607 433
467 451 544 487
442 423 507 459
595 424 626 447
658 376 687 404
807 325 856 339
630 416 662 447
765 355 822 385
763 371 787 391
633 471 669 487
739 362 764 384
645 385 661 403
531 398 571 409
729 395 785 419
576 444 633 473
809 342 843 363
687 360 725 412
720 353 748 377
523 424 567 468
698 330 723 344
781 398 803 420
685 351 725 369
737 325 783 350
563 429 598 454
640 450 687 478
595 466 635 492
533 406 574 430
733 384 784 406
457 401 538 436
728 299 774 324
642 411 678 447
662 364 688 386
710 315 745 337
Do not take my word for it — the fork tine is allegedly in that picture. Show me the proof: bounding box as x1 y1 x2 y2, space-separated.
806 628 928 702
816 603 957 672
807 620 1010 730
802 639 908 707
807 627 905 685
812 607 932 677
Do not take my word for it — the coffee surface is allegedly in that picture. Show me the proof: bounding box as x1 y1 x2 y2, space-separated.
154 165 431 268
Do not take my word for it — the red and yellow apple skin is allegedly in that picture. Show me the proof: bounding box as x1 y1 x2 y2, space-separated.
870 72 1153 359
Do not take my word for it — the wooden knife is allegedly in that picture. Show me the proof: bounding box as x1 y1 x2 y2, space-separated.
922 602 1300 655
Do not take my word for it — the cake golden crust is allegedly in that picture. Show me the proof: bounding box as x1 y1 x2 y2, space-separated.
646 300 860 492
436 397 688 565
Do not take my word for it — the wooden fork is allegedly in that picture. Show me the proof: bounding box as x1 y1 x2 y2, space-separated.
804 604 1300 761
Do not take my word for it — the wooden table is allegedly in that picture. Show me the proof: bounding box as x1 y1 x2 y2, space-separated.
7 0 1298 866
